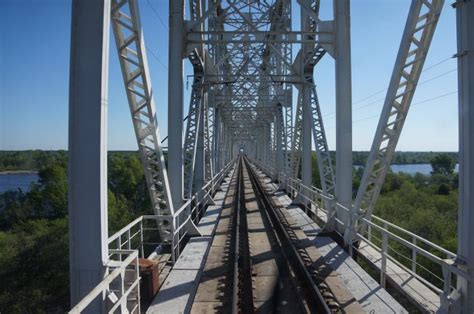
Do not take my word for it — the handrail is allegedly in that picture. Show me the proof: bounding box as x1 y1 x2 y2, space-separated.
370 215 457 259
105 158 236 265
249 158 466 309
171 158 236 260
108 216 143 244
69 250 140 314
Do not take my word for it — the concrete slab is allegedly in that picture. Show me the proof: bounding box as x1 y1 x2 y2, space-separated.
357 241 441 313
148 168 236 314
147 269 199 313
191 301 224 313
198 206 222 236
173 237 212 270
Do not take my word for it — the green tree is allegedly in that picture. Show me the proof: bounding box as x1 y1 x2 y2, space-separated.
430 154 456 176
0 219 69 313
108 190 133 233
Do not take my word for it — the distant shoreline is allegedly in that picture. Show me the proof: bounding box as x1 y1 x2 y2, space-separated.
0 170 38 175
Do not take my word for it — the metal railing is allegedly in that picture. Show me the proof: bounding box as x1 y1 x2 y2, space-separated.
108 158 235 263
69 250 140 314
250 159 466 309
108 215 164 258
70 159 235 312
170 158 235 261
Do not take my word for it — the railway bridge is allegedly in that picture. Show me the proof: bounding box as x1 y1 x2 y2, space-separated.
67 0 474 312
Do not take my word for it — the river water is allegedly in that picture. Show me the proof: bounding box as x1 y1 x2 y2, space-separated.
356 163 459 175
0 163 460 193
0 173 39 193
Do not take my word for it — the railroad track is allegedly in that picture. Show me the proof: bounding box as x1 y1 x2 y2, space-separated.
191 156 363 313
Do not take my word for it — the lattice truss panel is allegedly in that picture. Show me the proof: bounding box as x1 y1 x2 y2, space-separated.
183 50 205 199
185 0 215 192
289 93 303 179
302 44 335 196
204 0 292 163
110 0 174 242
353 0 444 225
289 0 335 198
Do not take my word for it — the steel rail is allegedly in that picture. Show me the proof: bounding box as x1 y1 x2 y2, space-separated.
243 157 331 313
231 159 242 313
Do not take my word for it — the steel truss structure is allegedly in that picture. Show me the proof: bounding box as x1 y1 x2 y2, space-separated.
69 0 474 311
111 0 174 243
348 0 445 240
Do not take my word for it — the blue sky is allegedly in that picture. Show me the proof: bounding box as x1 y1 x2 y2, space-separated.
0 0 459 151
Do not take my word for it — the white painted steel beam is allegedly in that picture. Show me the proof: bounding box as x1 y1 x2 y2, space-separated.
350 0 444 242
169 0 185 208
456 0 474 311
111 0 174 245
334 0 353 233
68 0 110 310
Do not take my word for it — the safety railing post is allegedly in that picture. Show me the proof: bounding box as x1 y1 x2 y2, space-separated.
368 224 372 243
381 232 388 288
412 237 417 273
127 229 131 250
120 268 125 311
441 264 452 308
347 205 354 257
139 220 144 258
135 253 141 313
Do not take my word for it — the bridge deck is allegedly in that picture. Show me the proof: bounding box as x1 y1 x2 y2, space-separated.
259 176 407 313
310 197 441 312
149 163 408 313
357 241 441 312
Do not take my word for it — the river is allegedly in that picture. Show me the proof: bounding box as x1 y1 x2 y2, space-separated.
0 172 39 193
356 163 459 175
0 163 460 193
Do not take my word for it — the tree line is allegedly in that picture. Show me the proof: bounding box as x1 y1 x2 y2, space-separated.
0 150 458 172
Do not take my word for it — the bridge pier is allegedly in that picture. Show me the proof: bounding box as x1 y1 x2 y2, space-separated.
68 0 110 310
456 0 474 311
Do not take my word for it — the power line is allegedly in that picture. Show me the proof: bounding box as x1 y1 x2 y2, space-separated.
323 67 457 120
324 90 458 131
352 90 458 124
421 56 454 73
146 0 169 31
352 55 455 105
146 47 168 70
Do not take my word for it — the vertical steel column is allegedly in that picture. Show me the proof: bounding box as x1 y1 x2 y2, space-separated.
275 105 283 181
213 107 220 171
195 92 206 192
334 0 352 229
456 0 474 311
168 0 185 208
68 0 110 309
265 124 272 166
301 3 312 188
302 86 312 187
